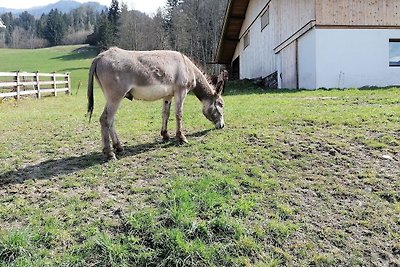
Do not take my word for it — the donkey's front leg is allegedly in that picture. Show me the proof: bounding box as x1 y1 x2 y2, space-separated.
174 89 188 145
161 97 172 142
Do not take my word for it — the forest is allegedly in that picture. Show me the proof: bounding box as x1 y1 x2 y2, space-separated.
0 0 228 69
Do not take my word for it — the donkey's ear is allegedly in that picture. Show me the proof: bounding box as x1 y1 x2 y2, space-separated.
216 80 224 95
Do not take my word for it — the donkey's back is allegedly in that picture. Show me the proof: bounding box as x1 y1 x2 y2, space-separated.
94 48 196 97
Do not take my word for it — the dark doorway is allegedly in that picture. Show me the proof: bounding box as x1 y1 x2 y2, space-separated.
231 56 240 80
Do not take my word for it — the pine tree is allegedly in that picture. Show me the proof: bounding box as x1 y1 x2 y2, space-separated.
44 9 67 46
108 0 120 45
164 0 182 49
96 11 113 48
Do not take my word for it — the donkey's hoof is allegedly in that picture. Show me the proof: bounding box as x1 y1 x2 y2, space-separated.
110 155 118 161
177 136 188 145
103 148 117 161
114 146 124 154
105 154 117 161
161 131 170 143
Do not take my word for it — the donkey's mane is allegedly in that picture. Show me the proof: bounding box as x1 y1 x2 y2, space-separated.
184 55 216 93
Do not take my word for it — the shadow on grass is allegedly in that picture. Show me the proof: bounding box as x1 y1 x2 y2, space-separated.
222 80 302 96
223 80 400 96
51 46 99 61
59 67 90 72
0 130 211 186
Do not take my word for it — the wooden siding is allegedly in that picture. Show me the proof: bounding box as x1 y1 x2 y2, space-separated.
217 0 400 64
233 0 316 79
279 41 298 89
316 0 400 26
273 0 316 47
237 0 316 49
235 0 272 78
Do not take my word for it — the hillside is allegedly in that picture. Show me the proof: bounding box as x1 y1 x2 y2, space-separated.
0 0 106 17
0 45 399 266
0 45 98 90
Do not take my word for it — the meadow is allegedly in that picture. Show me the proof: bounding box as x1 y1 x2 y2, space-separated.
0 45 399 266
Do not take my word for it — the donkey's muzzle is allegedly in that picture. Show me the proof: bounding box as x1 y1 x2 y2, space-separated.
215 121 225 129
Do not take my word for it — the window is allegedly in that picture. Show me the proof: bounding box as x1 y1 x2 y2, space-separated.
244 31 250 49
389 39 400 67
261 8 269 31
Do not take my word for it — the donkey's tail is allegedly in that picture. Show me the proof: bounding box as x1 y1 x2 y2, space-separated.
87 57 99 122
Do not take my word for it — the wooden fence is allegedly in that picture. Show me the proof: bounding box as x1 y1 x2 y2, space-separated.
0 71 70 100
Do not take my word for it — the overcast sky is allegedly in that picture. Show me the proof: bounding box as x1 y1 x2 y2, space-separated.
0 0 167 15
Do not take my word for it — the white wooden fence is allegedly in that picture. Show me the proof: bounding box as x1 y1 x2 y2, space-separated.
0 71 70 100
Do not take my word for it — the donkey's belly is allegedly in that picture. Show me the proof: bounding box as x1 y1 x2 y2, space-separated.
130 85 174 101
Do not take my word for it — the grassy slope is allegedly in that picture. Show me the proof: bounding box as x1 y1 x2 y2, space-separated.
0 46 399 266
0 45 97 90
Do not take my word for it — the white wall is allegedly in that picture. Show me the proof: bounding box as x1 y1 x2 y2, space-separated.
233 0 277 80
233 1 400 89
298 29 317 89
315 28 400 88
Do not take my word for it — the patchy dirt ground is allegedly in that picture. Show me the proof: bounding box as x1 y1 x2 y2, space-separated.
1 87 399 266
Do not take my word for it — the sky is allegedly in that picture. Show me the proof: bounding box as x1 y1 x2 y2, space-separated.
0 0 167 15
389 42 400 62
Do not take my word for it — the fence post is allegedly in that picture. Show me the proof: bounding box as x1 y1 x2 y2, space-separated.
52 72 57 96
65 73 70 95
14 71 21 100
35 71 41 99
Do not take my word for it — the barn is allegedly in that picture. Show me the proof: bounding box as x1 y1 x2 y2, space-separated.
0 18 6 28
216 0 400 89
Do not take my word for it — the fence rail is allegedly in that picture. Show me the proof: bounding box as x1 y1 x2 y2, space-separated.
0 71 70 100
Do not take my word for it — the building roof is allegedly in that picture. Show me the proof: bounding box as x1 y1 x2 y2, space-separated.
216 0 250 64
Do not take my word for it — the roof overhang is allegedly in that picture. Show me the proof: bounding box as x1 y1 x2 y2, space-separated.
216 0 250 64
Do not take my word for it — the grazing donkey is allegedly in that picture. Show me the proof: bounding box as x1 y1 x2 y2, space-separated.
87 47 225 160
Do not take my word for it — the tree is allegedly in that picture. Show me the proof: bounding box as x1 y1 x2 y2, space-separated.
152 9 169 50
0 0 229 58
164 0 182 49
158 0 227 71
16 11 36 32
108 0 120 44
118 3 157 51
0 4 103 48
96 11 113 48
108 0 120 26
44 9 67 46
118 3 135 49
1 13 14 46
94 0 120 48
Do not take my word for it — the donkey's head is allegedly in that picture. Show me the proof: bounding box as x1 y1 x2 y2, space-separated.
202 84 225 129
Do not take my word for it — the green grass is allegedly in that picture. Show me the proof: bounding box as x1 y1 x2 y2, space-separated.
1 45 400 266
0 45 98 92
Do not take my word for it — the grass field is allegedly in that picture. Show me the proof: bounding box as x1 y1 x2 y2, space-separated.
0 45 399 266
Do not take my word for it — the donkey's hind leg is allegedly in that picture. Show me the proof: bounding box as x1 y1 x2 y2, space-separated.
100 100 122 160
174 89 188 145
161 96 172 142
110 118 123 154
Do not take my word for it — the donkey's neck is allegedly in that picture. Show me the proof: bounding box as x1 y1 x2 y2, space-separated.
191 70 215 101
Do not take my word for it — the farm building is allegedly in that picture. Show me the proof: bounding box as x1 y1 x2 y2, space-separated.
216 0 400 89
0 18 6 28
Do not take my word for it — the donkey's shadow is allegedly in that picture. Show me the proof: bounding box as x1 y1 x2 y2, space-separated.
0 130 211 186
